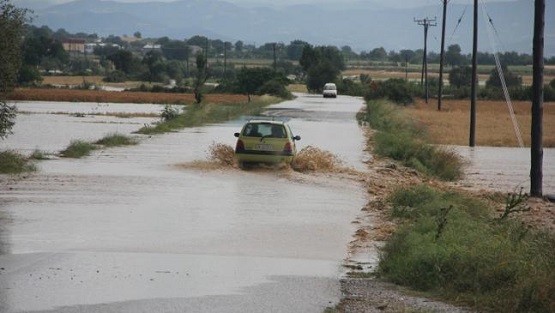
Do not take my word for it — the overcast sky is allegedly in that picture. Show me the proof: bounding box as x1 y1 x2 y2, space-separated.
22 0 520 9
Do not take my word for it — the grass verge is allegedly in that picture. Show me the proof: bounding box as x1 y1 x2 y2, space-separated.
0 151 37 174
359 99 463 181
137 96 278 134
94 133 138 147
378 184 555 312
60 140 97 158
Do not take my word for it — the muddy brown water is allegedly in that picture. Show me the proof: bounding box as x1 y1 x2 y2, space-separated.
0 95 368 312
1 96 553 312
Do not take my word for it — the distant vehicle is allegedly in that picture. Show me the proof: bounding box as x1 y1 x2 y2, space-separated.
234 120 301 168
323 83 337 98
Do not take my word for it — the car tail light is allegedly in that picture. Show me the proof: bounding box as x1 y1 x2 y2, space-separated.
235 140 245 152
283 142 292 154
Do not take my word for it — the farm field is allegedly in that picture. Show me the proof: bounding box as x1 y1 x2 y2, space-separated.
404 99 555 147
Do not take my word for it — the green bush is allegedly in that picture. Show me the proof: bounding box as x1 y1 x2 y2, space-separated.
60 140 96 158
379 185 555 312
94 133 137 147
103 70 127 83
258 79 293 99
0 150 36 174
365 79 417 105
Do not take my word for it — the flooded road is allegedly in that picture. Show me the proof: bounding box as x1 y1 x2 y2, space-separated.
0 95 368 312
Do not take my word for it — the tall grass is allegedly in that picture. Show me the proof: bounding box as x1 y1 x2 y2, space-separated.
60 140 96 158
0 151 37 174
137 97 278 134
379 185 555 312
360 100 463 181
94 133 137 147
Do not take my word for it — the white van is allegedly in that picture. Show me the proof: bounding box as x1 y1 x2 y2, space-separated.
323 83 337 98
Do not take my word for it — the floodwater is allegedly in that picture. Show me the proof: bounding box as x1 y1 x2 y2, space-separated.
0 95 368 313
453 146 555 195
0 101 165 155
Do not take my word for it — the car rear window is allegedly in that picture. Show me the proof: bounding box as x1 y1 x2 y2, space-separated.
242 123 287 138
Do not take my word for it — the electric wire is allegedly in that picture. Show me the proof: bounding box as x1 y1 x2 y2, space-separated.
480 0 524 147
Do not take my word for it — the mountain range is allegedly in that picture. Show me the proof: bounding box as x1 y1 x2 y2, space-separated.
16 0 555 55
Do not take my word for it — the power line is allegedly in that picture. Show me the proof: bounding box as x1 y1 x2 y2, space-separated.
414 17 437 103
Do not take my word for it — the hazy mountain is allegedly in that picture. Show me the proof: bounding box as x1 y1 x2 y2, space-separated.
19 0 555 55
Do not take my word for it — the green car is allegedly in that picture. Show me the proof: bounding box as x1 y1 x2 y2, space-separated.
234 120 301 168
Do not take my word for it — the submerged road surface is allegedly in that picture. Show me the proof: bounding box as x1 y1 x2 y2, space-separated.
0 94 368 313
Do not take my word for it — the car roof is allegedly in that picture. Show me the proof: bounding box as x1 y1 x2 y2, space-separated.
247 120 286 125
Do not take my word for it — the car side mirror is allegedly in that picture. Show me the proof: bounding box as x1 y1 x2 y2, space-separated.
293 135 301 141
234 132 240 137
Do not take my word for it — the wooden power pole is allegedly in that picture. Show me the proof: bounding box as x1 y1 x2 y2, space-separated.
531 0 544 197
438 0 448 111
469 0 478 147
415 17 437 104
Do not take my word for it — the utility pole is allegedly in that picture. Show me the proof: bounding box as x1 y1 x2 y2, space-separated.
438 0 448 111
223 41 227 81
414 17 437 103
531 0 544 197
469 0 478 147
405 55 409 81
272 42 277 71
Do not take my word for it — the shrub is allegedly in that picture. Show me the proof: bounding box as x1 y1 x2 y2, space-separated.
160 105 180 122
365 79 416 105
103 70 127 83
258 79 293 99
0 150 36 174
486 65 522 88
60 140 96 158
379 185 555 312
448 66 472 88
30 149 49 160
94 133 137 147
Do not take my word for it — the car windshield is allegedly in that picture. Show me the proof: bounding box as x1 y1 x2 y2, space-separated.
324 84 336 90
242 123 286 138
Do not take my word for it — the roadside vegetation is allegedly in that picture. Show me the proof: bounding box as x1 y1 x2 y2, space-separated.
137 96 279 134
60 140 96 158
0 150 36 174
357 90 554 312
94 133 138 146
358 99 463 181
61 133 137 158
378 184 555 312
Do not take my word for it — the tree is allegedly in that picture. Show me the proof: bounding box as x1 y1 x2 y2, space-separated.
1 0 29 139
142 50 166 83
134 31 142 39
107 50 134 74
445 44 467 66
486 64 522 88
193 52 209 104
300 45 344 92
448 66 472 88
236 67 276 102
234 40 244 53
368 47 387 61
286 40 308 61
161 40 190 61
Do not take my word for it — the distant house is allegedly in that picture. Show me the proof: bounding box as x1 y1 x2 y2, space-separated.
62 39 85 54
142 44 161 54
